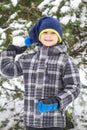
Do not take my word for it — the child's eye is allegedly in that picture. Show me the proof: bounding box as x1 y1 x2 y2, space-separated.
51 32 55 34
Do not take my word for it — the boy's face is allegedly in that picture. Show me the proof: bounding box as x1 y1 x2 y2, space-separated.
40 31 59 47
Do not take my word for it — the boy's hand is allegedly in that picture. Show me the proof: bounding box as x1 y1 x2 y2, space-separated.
7 45 27 55
7 36 29 57
37 97 59 113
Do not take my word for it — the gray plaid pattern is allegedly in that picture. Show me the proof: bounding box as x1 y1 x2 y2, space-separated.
0 45 80 128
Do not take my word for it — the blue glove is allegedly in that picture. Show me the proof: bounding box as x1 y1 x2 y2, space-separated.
37 97 59 113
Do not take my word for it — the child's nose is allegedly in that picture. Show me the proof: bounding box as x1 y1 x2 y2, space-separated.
46 33 51 38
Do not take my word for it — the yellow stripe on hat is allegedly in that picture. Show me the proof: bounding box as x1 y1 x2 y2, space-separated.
39 29 62 43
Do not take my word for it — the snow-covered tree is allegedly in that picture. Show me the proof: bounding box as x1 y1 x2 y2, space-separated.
0 0 87 130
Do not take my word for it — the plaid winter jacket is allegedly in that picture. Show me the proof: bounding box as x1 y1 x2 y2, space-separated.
0 44 80 128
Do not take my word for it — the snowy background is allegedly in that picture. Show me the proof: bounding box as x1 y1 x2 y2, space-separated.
0 0 87 130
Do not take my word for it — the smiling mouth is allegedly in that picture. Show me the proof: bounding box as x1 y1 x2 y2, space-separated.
44 39 53 42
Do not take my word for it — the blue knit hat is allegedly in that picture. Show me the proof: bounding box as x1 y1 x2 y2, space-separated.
28 16 62 45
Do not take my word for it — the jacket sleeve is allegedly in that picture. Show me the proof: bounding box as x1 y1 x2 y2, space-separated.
57 57 80 110
0 51 23 78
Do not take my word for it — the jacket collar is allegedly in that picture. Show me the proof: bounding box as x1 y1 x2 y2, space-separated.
34 44 67 56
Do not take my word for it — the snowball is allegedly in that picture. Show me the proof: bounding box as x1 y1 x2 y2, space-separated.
12 36 25 47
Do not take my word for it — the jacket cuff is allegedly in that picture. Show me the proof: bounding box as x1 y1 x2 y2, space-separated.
2 51 16 59
56 96 68 110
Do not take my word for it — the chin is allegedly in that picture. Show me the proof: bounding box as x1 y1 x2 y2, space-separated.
43 43 52 46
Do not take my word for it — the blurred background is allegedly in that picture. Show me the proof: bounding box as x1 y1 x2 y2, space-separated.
0 0 87 130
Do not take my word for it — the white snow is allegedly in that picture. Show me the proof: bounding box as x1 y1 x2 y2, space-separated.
60 15 71 24
9 21 24 29
38 0 51 9
79 69 87 85
61 6 70 13
12 36 25 47
0 28 6 45
0 40 4 45
10 0 18 7
12 30 24 36
70 0 81 8
1 32 6 40
0 28 4 34
9 12 18 20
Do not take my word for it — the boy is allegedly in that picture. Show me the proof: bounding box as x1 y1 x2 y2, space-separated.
0 16 80 130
